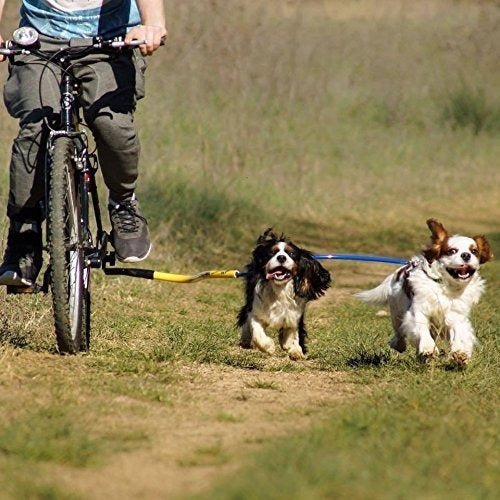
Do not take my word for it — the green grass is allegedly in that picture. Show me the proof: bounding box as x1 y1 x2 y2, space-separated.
245 379 280 391
178 443 229 468
0 0 499 498
207 372 499 499
203 266 500 499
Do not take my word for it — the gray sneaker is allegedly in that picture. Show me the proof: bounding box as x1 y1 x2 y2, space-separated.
109 198 152 263
0 221 43 289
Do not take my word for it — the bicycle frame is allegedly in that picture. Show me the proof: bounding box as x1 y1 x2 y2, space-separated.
43 52 108 272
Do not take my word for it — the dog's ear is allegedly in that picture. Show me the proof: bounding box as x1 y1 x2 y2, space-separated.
423 218 449 262
252 229 276 271
473 235 493 264
427 218 449 242
257 228 278 245
294 250 331 301
251 242 270 271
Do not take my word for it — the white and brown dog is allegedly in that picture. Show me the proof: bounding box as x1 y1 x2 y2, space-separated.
237 229 331 360
356 219 492 366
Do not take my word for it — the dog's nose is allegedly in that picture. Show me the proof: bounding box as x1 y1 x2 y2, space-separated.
461 252 471 262
277 254 287 264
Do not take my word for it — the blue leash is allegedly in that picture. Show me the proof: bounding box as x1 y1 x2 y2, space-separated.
313 253 408 265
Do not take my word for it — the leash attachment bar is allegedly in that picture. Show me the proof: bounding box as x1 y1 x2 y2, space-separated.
103 267 245 283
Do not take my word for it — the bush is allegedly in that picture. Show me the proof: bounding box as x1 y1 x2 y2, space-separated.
443 85 500 134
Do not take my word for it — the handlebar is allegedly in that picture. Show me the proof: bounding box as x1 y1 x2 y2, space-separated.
0 36 147 57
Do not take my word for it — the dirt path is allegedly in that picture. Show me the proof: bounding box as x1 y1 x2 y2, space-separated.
0 268 382 499
60 363 355 499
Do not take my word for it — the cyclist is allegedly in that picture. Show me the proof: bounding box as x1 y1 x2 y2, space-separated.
0 0 167 290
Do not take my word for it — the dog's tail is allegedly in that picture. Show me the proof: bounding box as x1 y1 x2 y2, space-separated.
354 273 394 306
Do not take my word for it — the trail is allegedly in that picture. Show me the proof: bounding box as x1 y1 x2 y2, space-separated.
60 363 355 499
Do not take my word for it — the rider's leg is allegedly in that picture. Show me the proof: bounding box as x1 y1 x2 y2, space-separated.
79 51 151 262
79 50 145 203
0 49 61 287
0 218 43 288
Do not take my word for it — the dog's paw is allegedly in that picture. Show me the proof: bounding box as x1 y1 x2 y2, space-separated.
288 346 306 361
449 350 470 368
389 335 407 353
240 338 254 349
257 338 275 355
416 349 438 364
239 340 253 349
417 341 439 362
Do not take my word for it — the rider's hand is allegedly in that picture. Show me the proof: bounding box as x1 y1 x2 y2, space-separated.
125 24 167 56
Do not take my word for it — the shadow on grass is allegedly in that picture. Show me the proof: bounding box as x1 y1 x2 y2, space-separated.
0 315 58 354
346 350 391 368
223 357 264 370
0 317 29 349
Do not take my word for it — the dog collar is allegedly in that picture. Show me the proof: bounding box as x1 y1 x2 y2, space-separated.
407 257 443 284
423 271 443 284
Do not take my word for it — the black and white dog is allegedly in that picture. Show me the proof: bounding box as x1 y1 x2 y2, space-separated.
237 229 331 360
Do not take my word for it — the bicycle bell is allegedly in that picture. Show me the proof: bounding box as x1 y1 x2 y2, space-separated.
12 27 39 47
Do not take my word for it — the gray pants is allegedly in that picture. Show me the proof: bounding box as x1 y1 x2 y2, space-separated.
3 35 147 221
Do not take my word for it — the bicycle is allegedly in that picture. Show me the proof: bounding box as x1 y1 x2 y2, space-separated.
0 27 144 354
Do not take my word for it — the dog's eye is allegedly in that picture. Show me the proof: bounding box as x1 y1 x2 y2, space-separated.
446 248 457 255
471 248 478 255
288 250 296 258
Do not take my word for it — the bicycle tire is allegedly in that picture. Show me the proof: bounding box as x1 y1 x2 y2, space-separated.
47 137 89 354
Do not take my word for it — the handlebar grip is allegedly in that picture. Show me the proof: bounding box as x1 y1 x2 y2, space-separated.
110 39 146 48
0 41 10 55
0 39 33 55
111 37 165 48
0 47 24 56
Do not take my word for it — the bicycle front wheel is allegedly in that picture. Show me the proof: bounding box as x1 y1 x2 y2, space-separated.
47 137 89 354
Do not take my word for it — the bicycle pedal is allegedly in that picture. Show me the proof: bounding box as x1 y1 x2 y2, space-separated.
103 251 116 267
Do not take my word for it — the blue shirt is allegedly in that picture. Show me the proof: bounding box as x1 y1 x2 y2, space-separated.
20 0 141 39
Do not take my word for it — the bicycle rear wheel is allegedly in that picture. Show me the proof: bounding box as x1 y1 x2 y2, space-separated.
47 136 89 354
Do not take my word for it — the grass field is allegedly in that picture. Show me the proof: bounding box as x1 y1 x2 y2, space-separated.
0 1 499 498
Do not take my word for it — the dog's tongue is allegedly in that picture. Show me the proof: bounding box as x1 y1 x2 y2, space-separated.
266 270 282 280
457 265 470 276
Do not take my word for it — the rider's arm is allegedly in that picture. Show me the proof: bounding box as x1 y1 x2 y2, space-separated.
0 0 6 62
125 0 167 56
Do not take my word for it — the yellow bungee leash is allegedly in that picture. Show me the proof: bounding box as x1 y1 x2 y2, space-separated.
152 269 243 283
103 266 246 283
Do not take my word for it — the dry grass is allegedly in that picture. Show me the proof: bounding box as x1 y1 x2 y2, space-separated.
135 0 499 259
